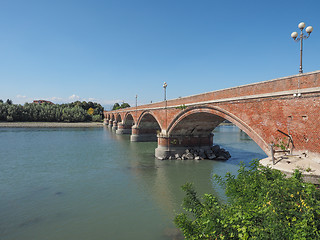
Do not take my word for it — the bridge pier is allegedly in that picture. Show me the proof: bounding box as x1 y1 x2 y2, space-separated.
130 126 158 142
116 123 132 134
112 121 118 132
155 134 214 159
103 118 109 125
108 120 113 129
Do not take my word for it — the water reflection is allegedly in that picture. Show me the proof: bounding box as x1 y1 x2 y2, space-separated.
104 125 267 215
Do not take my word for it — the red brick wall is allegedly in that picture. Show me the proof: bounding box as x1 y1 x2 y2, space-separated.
105 71 320 156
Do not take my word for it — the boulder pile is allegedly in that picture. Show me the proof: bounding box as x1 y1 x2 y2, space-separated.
167 145 231 160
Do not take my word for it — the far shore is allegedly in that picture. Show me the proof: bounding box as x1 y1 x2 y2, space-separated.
0 122 104 128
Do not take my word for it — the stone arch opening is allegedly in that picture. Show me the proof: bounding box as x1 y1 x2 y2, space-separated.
138 112 161 131
131 112 161 142
124 113 135 127
169 112 225 137
116 114 122 123
155 106 269 159
116 113 135 135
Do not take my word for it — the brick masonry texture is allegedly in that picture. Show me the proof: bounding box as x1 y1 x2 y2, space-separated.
105 71 320 157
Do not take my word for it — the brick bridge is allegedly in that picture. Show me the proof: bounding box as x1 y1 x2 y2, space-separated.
104 71 320 160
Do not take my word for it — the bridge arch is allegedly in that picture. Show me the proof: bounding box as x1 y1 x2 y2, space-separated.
115 113 122 123
131 111 161 142
167 106 269 155
115 113 134 135
123 113 135 126
137 111 161 130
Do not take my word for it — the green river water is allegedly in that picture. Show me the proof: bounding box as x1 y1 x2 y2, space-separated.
0 125 266 240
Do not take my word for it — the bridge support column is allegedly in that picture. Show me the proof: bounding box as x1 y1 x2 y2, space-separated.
130 126 158 142
116 123 132 135
112 121 118 132
108 120 113 129
103 118 109 125
155 134 213 159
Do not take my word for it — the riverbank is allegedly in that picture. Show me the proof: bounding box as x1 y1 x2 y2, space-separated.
0 122 103 128
260 154 320 184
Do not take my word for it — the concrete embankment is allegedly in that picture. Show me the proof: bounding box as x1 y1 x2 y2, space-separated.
0 122 103 128
260 154 320 184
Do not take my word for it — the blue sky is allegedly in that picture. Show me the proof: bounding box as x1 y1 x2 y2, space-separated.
0 0 319 109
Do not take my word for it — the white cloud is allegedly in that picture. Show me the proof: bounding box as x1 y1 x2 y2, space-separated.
16 94 27 99
50 97 63 102
100 99 123 105
69 94 80 101
14 94 32 104
31 96 63 104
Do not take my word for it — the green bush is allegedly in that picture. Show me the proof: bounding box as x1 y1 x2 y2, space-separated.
92 114 102 122
174 160 320 239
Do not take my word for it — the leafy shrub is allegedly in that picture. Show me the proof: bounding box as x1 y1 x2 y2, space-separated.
174 160 320 239
92 114 102 122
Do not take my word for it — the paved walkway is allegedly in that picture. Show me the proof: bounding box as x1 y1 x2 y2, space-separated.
260 154 320 184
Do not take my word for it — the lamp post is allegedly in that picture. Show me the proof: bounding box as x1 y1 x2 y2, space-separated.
291 22 313 74
135 94 138 124
163 82 167 101
163 82 168 155
163 81 168 130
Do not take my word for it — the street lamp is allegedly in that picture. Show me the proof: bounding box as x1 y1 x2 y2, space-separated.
291 22 313 74
163 82 167 101
135 94 138 123
163 82 168 154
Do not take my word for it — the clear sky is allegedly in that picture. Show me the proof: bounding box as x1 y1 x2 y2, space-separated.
0 0 319 109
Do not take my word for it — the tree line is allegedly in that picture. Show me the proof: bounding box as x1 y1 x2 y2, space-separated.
0 99 104 122
112 102 130 110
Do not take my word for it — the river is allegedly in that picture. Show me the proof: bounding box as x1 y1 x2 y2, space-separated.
0 125 266 240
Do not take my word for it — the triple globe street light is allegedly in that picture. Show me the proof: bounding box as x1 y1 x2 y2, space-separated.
158 23 313 126
291 22 313 74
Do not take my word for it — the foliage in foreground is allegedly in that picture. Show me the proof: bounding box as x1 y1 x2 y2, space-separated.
174 160 320 239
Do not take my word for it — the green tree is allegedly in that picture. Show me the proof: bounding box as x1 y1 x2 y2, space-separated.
0 100 102 122
174 160 320 239
120 102 130 108
92 114 102 122
112 103 120 110
112 102 130 110
7 104 24 121
0 102 8 120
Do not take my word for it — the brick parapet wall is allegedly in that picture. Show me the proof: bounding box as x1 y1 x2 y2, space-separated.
105 71 320 115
